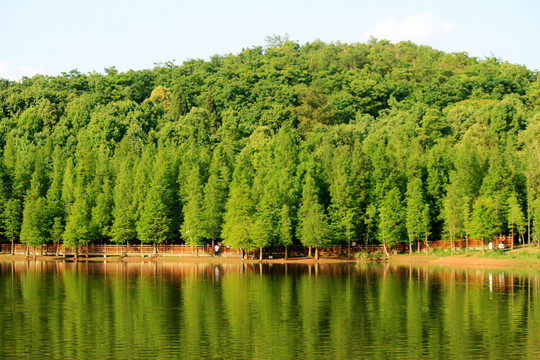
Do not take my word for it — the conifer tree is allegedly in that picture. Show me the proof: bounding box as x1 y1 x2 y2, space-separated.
89 146 113 243
507 193 526 249
91 176 113 243
479 150 513 234
462 196 472 253
221 180 256 250
253 177 280 260
137 181 172 249
329 146 356 253
0 165 8 247
406 178 428 254
279 204 294 259
199 143 232 248
222 147 256 250
519 115 540 244
137 150 175 251
532 197 540 247
3 199 22 255
364 203 377 245
272 124 301 245
20 152 50 257
379 187 405 256
202 172 226 246
171 86 190 119
181 167 206 254
62 158 76 213
205 93 221 135
443 181 463 254
111 158 137 245
47 148 65 254
20 169 48 249
63 186 92 259
470 196 501 254
298 174 330 260
20 196 49 255
132 147 155 228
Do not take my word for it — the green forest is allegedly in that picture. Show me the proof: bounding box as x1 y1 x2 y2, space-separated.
0 38 539 253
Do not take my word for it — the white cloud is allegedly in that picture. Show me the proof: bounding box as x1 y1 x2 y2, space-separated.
362 10 455 43
0 61 45 81
20 65 45 78
0 60 11 80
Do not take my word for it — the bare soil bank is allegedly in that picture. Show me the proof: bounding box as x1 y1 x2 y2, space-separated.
389 248 540 269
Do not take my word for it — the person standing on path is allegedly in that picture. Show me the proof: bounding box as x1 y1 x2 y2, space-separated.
214 244 219 257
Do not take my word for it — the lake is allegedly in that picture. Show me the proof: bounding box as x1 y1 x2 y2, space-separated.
0 260 539 359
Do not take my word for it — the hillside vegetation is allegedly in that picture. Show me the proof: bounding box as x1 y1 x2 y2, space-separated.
0 38 539 253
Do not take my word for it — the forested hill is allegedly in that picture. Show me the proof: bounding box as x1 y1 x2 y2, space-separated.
0 39 539 251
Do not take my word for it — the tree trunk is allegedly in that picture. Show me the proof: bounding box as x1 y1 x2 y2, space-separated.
33 247 36 261
466 237 469 255
308 246 312 258
481 239 485 255
154 243 157 256
314 247 319 261
25 245 29 259
10 239 14 255
409 236 412 257
425 234 429 259
285 246 288 260
382 227 389 258
511 229 514 250
259 246 263 263
527 205 531 245
196 246 199 257
74 246 78 261
382 232 389 257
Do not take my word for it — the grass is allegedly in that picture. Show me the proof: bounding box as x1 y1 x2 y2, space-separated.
431 248 470 257
428 245 540 259
487 248 540 259
355 250 384 262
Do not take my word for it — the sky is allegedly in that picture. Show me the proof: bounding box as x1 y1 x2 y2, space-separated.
1 0 538 81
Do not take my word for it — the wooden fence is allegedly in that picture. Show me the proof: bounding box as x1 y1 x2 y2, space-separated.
0 236 514 257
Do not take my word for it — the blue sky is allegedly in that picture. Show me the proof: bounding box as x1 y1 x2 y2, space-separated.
1 0 538 81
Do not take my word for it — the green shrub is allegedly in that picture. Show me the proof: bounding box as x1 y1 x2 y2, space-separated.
355 251 383 262
433 248 450 257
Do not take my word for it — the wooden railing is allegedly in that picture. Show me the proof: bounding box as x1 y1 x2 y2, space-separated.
0 235 516 257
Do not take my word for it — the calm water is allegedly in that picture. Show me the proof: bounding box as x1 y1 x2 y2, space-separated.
0 261 539 359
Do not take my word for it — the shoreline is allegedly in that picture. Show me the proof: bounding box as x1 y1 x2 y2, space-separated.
2 250 540 269
0 253 356 264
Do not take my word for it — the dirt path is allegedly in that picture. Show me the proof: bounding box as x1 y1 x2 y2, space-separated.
3 248 540 269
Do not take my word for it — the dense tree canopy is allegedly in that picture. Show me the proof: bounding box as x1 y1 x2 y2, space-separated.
0 39 539 251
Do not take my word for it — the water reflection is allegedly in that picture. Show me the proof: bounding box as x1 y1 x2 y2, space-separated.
0 261 539 359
